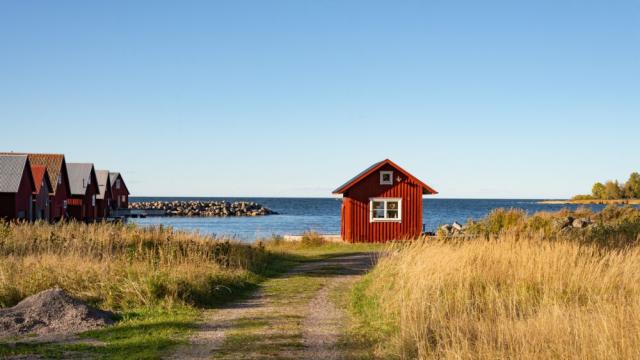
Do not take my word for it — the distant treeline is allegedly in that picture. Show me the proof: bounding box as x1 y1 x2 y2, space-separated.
573 172 640 200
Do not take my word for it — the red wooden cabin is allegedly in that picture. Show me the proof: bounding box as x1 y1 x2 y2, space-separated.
333 159 437 242
95 170 112 219
108 172 129 209
0 153 71 221
31 165 52 221
0 155 35 221
67 163 99 221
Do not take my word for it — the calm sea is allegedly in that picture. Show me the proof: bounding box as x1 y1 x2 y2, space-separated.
128 197 622 242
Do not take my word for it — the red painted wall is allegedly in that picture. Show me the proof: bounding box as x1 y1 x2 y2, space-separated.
33 180 50 221
0 194 16 219
50 164 70 221
341 163 424 242
14 164 34 220
97 185 111 218
68 172 98 222
82 176 98 220
111 176 129 209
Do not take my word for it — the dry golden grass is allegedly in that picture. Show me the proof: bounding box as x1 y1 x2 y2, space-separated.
365 236 640 359
0 221 277 309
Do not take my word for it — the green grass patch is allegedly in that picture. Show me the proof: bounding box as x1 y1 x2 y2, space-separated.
0 306 199 360
213 271 332 359
336 274 398 360
263 236 386 259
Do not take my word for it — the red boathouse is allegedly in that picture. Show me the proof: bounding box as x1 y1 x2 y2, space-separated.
108 172 129 210
333 159 437 243
0 153 71 221
95 170 112 219
30 165 52 221
0 155 35 221
67 163 99 221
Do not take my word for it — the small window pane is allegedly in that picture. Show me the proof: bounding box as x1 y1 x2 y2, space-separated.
372 201 385 218
387 210 399 218
387 201 399 210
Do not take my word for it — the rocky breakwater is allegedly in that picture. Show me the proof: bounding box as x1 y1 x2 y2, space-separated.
129 201 277 217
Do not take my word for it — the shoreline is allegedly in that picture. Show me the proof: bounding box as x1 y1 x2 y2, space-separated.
539 199 640 205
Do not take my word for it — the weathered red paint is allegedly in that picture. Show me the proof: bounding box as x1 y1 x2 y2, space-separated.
97 183 111 219
31 165 52 221
333 159 437 243
68 168 98 222
12 154 71 221
109 173 130 210
49 160 71 221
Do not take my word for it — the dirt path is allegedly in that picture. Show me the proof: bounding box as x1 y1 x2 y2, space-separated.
166 253 376 360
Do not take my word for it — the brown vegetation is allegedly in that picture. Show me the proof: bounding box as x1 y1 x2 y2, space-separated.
356 206 640 359
0 221 278 310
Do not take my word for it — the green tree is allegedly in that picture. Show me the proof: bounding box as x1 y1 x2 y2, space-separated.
604 180 623 199
624 172 640 199
592 182 606 199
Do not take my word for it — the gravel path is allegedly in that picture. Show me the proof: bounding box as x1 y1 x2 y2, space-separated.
165 253 377 360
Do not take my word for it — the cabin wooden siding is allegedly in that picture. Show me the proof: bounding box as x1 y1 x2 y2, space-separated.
67 166 98 222
96 181 111 219
96 197 109 218
33 181 50 220
50 162 70 221
31 166 51 221
109 173 129 210
68 185 97 221
340 163 425 242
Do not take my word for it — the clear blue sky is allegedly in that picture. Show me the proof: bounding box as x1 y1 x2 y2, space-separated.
1 1 638 198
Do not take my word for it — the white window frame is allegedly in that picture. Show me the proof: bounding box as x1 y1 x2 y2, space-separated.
369 198 402 222
92 195 96 207
380 171 393 185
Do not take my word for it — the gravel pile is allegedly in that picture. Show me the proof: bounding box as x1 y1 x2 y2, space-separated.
0 288 114 339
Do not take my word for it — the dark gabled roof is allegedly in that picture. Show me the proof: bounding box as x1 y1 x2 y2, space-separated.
0 153 69 196
31 165 52 194
67 163 96 196
332 159 438 195
95 170 110 200
0 155 33 193
108 172 130 195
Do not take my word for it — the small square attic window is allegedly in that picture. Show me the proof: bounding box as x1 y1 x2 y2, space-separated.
380 171 393 185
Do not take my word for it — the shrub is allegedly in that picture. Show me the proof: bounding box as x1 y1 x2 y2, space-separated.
300 231 327 247
458 205 640 248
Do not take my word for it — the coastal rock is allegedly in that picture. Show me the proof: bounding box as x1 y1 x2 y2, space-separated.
129 201 277 217
439 222 465 236
452 222 464 231
572 218 591 229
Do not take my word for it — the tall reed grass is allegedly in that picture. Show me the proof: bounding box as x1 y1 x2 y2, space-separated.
0 221 279 309
364 235 640 359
